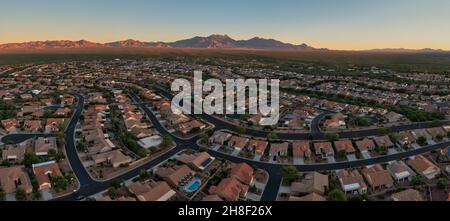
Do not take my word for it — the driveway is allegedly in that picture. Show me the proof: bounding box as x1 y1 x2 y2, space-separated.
388 148 398 155
41 189 53 201
231 149 241 156
346 154 357 161
326 156 336 163
361 152 372 159
293 157 305 165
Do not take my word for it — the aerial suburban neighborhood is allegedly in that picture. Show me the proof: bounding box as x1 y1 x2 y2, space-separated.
0 56 449 202
2 1 450 208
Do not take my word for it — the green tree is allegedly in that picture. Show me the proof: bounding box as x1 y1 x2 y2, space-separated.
199 132 209 144
417 136 427 146
23 153 40 167
336 150 347 160
107 187 120 199
236 126 246 134
328 189 347 201
15 188 27 201
437 178 448 190
139 169 150 180
281 166 299 184
267 132 278 141
159 134 173 149
325 133 339 141
1 160 11 167
52 176 69 192
411 175 424 186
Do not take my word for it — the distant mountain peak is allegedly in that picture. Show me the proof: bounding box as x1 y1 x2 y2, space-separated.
0 34 321 51
105 39 144 47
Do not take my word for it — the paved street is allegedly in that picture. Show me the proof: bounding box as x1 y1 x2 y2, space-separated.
3 92 449 202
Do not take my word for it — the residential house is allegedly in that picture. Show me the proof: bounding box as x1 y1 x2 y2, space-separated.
177 120 206 134
411 129 432 140
176 152 215 171
361 165 394 191
209 131 232 146
61 94 75 105
355 138 376 153
230 163 254 185
21 102 41 114
54 107 71 116
373 135 395 148
2 144 26 162
1 118 18 133
386 161 416 183
34 137 57 156
247 139 268 156
269 142 289 160
128 180 176 201
314 142 335 158
290 172 329 195
334 140 356 155
336 170 368 195
167 113 190 126
23 120 41 132
394 131 416 146
155 165 195 187
324 113 346 130
292 141 312 159
391 189 424 201
0 166 33 194
91 150 132 168
32 161 63 191
426 127 446 138
40 98 54 106
130 127 155 139
228 136 249 151
45 118 66 132
385 111 403 123
209 177 249 201
407 155 441 180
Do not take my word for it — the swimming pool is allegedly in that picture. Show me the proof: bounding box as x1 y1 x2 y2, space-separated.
183 178 202 193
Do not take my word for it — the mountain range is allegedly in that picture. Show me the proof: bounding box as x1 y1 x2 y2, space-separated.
0 34 447 52
0 34 322 51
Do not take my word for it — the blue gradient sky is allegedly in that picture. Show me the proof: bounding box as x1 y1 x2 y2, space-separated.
1 0 450 49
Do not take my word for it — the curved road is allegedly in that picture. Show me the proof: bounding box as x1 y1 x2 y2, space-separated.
154 87 450 140
2 92 448 201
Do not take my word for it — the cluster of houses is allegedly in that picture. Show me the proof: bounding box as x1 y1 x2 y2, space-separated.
208 126 450 164
284 152 442 201
1 94 74 134
96 148 260 202
276 106 320 129
129 86 208 136
113 91 161 150
80 100 132 169
0 157 66 200
99 151 217 201
0 161 65 198
281 73 450 116
336 155 441 197
205 162 255 201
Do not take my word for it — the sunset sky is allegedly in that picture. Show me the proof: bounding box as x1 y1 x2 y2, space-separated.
1 0 450 50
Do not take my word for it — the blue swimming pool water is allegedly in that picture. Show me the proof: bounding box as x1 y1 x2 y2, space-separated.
183 178 202 193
